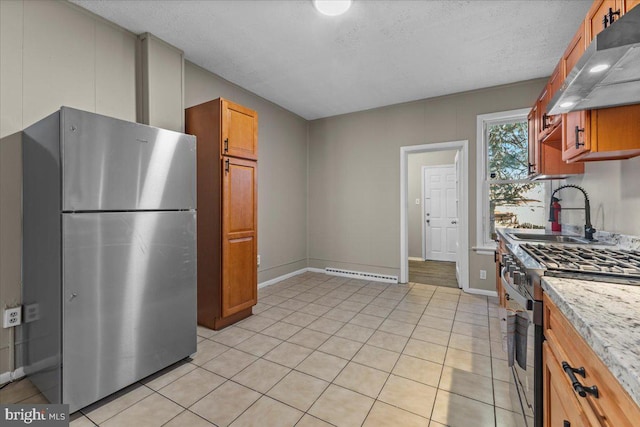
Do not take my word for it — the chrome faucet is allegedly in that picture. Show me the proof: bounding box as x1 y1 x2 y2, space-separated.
548 184 596 240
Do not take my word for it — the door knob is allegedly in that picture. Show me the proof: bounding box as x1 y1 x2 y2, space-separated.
451 220 457 224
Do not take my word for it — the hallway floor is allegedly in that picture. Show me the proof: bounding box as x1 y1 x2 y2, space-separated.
1 272 529 427
409 260 458 288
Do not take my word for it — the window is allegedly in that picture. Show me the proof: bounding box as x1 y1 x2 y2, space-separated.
476 109 548 250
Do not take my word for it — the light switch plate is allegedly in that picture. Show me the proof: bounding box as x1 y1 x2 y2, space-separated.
415 199 420 205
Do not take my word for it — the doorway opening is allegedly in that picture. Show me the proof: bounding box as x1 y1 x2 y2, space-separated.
400 140 469 292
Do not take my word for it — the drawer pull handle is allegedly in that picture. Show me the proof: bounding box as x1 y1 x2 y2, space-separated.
564 421 570 427
562 361 599 398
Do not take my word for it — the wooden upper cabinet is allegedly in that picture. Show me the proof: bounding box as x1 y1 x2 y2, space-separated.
544 63 563 131
586 0 620 40
564 105 640 162
562 111 590 161
563 22 586 78
536 87 549 142
221 99 258 161
623 0 640 12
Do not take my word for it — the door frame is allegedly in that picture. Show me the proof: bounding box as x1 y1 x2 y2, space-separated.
421 164 457 262
400 140 469 292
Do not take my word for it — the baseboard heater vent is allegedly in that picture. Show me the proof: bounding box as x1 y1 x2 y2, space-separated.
325 268 398 284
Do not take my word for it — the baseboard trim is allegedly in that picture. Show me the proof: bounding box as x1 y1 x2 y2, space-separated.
258 266 399 288
258 268 309 288
0 366 25 386
464 288 498 297
408 257 423 262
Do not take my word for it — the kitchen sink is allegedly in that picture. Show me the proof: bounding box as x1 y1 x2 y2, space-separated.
508 233 592 244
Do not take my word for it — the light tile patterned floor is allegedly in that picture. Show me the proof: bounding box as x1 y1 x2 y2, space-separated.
1 272 532 427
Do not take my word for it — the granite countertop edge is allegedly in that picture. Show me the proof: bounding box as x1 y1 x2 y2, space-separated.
541 276 640 408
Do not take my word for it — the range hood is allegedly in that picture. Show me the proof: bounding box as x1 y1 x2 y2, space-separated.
548 6 640 115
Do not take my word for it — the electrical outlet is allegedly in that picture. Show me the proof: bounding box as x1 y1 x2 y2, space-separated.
3 306 22 328
480 270 487 280
257 255 261 266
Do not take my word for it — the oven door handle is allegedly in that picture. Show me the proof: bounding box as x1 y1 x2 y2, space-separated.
501 267 529 309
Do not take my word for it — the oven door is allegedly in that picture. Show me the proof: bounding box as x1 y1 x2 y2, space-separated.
501 268 535 426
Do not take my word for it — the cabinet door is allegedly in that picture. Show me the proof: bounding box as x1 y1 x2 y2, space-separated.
562 110 590 161
536 88 549 141
221 99 258 161
563 22 586 78
586 0 618 41
624 0 640 12
546 63 563 129
222 157 257 317
543 343 593 427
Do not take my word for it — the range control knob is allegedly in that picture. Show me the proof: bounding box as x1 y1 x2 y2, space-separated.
513 271 523 286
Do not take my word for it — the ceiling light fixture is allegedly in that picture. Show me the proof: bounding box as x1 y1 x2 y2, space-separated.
313 0 352 16
560 101 575 108
589 63 610 73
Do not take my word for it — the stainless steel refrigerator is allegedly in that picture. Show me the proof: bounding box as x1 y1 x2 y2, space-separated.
22 107 197 412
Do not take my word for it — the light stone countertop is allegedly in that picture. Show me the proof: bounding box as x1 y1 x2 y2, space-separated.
541 276 640 407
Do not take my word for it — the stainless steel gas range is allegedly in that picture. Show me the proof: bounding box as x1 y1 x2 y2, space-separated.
500 238 640 427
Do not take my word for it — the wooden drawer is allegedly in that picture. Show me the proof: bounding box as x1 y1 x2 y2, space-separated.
544 342 597 427
543 294 640 427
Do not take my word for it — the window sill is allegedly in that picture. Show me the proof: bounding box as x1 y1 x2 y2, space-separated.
473 245 496 256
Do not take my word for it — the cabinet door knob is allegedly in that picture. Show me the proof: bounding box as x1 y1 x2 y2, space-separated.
574 126 585 149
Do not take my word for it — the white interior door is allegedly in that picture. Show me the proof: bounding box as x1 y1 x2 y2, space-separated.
424 165 457 262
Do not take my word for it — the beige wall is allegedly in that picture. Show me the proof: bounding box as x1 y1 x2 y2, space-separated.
139 33 184 132
407 151 457 258
184 62 309 284
307 79 546 289
0 0 137 374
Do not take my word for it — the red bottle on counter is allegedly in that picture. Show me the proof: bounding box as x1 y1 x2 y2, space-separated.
550 197 561 232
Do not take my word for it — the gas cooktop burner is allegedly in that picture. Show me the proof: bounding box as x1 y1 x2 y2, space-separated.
520 244 640 284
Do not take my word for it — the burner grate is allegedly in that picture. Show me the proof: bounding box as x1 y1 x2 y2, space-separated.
521 244 640 280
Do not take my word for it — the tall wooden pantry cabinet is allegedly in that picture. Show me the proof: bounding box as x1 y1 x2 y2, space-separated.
186 98 258 330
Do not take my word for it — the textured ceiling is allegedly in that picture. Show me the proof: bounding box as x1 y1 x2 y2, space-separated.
71 0 592 120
